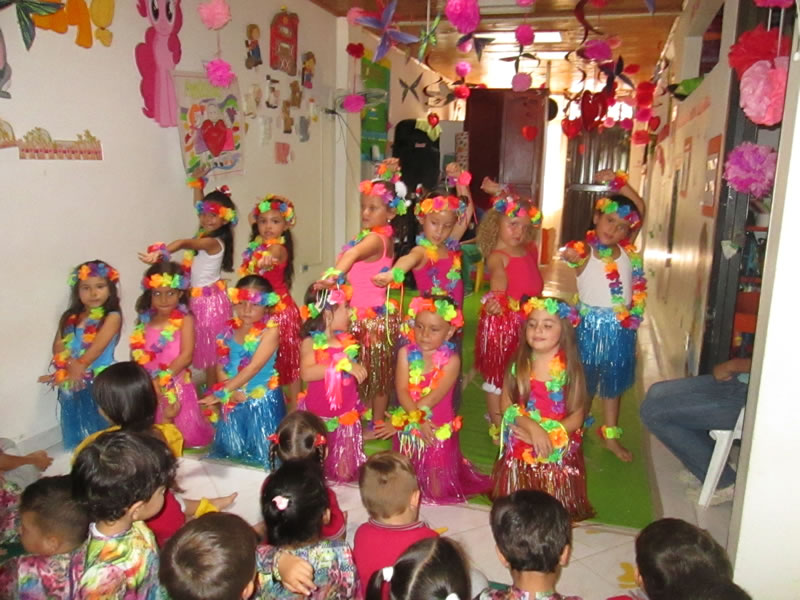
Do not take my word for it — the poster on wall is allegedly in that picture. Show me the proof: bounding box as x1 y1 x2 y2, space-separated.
702 135 721 217
173 72 244 177
360 57 390 160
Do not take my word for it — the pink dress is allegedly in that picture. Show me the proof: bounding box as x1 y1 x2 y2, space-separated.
144 324 215 447
394 345 490 504
261 261 302 386
412 243 464 306
475 245 543 390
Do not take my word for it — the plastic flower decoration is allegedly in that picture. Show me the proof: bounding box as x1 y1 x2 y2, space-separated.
723 142 777 199
68 261 119 286
491 193 542 226
595 197 642 230
196 200 238 225
521 297 581 328
252 195 296 227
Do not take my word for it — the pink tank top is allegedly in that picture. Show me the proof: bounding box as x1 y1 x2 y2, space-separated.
347 235 392 309
143 325 181 372
303 375 360 417
492 246 543 301
527 379 567 421
412 252 464 306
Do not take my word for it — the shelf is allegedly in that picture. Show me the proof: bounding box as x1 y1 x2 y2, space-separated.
745 225 768 232
739 276 762 284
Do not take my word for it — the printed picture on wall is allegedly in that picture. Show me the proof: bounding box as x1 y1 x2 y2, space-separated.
174 71 244 177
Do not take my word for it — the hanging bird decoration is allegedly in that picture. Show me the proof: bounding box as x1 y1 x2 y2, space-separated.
417 12 441 61
399 72 423 103
456 33 493 62
574 0 602 45
423 77 456 107
599 56 635 95
0 0 63 50
355 0 419 63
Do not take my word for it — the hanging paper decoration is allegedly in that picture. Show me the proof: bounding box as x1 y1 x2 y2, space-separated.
635 107 652 123
516 0 534 5
631 130 651 145
342 94 366 113
515 24 534 46
453 84 470 99
561 118 582 139
423 77 456 107
740 56 788 126
521 125 538 141
205 58 235 87
270 8 298 75
0 29 10 98
455 61 471 79
90 0 114 46
648 116 661 132
197 0 230 30
579 90 608 131
135 0 182 127
415 112 441 141
245 24 262 69
574 0 602 44
399 73 422 103
445 0 480 35
17 127 102 160
33 0 91 49
511 72 531 92
346 43 365 59
417 13 441 61
355 0 419 63
753 0 792 6
5 0 61 50
579 39 612 62
301 51 315 89
599 56 634 95
666 76 703 101
723 142 777 198
728 25 790 80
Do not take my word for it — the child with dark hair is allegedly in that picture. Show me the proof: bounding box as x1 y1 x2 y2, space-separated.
353 451 438 591
0 475 89 599
365 537 471 600
298 282 367 482
159 512 259 600
481 490 581 600
607 518 732 600
669 578 752 600
39 260 122 448
256 459 357 599
131 260 214 447
201 275 286 468
72 430 177 598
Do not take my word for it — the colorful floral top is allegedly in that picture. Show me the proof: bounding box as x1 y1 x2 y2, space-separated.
0 476 20 545
0 542 87 599
479 586 583 600
76 521 160 599
255 540 358 600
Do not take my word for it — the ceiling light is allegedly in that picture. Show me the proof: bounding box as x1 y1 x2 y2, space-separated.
475 30 562 45
536 51 568 60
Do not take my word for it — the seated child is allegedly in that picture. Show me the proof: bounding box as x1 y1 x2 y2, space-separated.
0 475 89 599
365 537 470 600
353 451 437 591
674 578 752 600
256 458 357 599
608 518 733 600
72 430 176 598
480 490 580 600
159 512 259 600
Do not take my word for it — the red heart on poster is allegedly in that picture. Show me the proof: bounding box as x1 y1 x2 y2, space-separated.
521 125 538 141
648 116 661 132
427 113 440 127
201 119 227 157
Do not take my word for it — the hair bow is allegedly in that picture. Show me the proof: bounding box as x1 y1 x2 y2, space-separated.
216 185 232 197
314 433 327 447
272 495 290 511
381 566 394 581
267 433 280 444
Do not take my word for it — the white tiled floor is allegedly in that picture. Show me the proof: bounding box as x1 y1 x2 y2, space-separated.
40 322 736 600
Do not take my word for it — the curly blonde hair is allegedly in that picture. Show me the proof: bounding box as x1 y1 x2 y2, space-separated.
476 203 536 259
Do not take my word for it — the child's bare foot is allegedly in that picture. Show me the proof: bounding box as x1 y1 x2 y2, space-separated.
603 437 633 462
211 492 238 511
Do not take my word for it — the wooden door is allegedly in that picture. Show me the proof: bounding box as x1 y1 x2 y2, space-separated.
499 90 548 207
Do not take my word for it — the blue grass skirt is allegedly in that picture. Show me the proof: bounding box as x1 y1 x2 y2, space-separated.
209 387 286 469
577 304 637 399
59 383 109 450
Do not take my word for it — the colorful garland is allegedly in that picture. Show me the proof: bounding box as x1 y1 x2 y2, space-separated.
68 261 119 287
228 287 281 308
130 307 188 407
142 272 188 290
350 298 400 321
49 307 106 390
521 297 580 328
480 291 521 313
322 408 362 432
595 196 641 230
252 195 296 227
310 330 360 372
491 193 542 226
415 194 465 217
406 342 454 402
416 236 462 296
195 200 238 225
190 279 226 298
608 171 629 191
239 236 286 276
500 403 569 464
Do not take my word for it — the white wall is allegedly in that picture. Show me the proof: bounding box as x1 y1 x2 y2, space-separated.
0 0 338 444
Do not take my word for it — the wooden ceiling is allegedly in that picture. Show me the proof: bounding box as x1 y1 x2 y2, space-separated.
309 0 682 94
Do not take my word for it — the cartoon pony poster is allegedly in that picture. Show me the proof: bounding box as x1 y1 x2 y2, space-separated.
135 0 182 127
173 71 244 177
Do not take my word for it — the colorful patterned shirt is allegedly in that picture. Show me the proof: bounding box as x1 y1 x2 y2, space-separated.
76 521 159 599
0 477 21 545
0 542 86 599
479 586 583 600
255 540 358 600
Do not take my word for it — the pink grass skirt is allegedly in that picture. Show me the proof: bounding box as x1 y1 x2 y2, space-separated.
189 283 231 369
156 378 214 448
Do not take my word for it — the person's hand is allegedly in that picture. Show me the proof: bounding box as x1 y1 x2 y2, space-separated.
26 450 53 471
38 374 53 384
277 552 316 596
593 169 616 184
560 247 582 264
485 298 502 315
161 399 180 421
511 420 552 458
418 420 436 446
313 279 335 291
257 254 279 271
382 157 400 171
373 418 397 440
480 177 502 196
445 162 462 178
67 360 87 389
191 164 211 181
198 395 219 407
371 272 393 288
349 364 368 384
232 390 247 404
138 251 160 265
713 361 737 382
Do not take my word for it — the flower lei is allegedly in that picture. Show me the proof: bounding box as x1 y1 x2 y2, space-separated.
49 307 106 390
195 199 238 225
239 236 286 276
582 230 647 330
68 261 119 287
130 307 188 405
521 297 581 328
359 180 408 216
336 225 394 259
252 195 296 227
311 330 361 411
595 196 641 230
500 404 569 464
407 295 464 328
414 194 465 217
415 236 463 296
491 193 542 226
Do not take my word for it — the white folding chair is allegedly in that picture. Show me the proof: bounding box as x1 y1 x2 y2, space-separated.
698 407 745 508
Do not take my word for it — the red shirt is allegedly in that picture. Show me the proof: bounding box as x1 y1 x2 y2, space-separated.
322 488 346 540
353 519 438 591
146 489 185 547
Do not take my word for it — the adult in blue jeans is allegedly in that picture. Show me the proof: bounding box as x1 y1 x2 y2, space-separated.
640 358 750 504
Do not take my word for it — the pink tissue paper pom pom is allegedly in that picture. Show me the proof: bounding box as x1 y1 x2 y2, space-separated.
347 7 366 25
723 142 777 198
582 39 612 62
455 61 472 78
740 57 788 126
343 94 366 113
620 118 634 130
205 58 235 88
512 72 532 92
197 0 231 30
515 24 534 46
635 107 652 123
445 0 481 35
603 116 616 128
516 0 535 6
754 0 792 6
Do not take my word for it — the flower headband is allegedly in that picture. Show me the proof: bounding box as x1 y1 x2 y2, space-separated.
595 196 641 230
300 285 353 321
407 296 464 328
359 180 409 216
491 193 542 226
196 198 238 225
68 261 119 287
521 297 581 328
228 287 280 307
142 272 188 290
415 194 466 217
252 195 296 227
